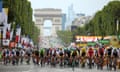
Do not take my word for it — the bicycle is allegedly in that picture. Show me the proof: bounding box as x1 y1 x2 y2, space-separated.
72 57 76 72
106 56 112 70
88 56 93 69
112 57 117 71
81 56 86 68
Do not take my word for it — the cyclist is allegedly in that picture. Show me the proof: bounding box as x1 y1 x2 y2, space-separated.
26 48 31 65
11 48 16 65
20 49 25 64
118 48 120 69
105 46 113 70
32 50 36 65
80 47 87 68
71 48 79 66
16 48 20 65
97 46 105 70
0 49 2 62
46 48 51 65
51 48 57 66
2 48 6 65
111 48 119 71
35 49 40 65
59 48 64 66
4 48 10 65
39 48 45 66
87 47 94 69
94 47 99 67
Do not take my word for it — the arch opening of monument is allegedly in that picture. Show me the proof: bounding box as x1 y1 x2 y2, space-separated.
34 8 63 48
43 20 52 36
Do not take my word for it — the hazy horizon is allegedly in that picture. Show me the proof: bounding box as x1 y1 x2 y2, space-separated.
29 0 112 16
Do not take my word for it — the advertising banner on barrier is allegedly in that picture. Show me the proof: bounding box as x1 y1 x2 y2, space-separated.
75 36 102 42
75 36 111 42
3 39 9 46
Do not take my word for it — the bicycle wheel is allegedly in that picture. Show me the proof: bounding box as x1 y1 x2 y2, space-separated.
72 60 75 71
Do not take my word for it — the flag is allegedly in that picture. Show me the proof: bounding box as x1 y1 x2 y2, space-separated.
3 8 8 16
15 35 19 42
2 23 11 39
21 35 28 47
6 23 11 39
26 35 30 47
29 39 34 48
27 38 33 47
7 23 11 31
0 8 6 25
24 36 28 48
6 28 10 39
21 35 31 48
10 29 13 41
3 8 8 26
0 1 2 24
0 1 2 12
2 23 7 39
21 36 25 45
15 25 21 42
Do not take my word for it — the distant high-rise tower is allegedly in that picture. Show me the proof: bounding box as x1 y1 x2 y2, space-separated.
68 4 75 21
62 14 66 30
75 13 85 18
66 4 75 29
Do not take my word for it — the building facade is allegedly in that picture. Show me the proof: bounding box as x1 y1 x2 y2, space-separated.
72 16 92 27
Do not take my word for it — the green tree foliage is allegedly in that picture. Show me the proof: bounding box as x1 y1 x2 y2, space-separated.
73 26 86 36
32 23 40 44
57 30 73 47
91 1 120 36
3 0 40 44
75 1 120 36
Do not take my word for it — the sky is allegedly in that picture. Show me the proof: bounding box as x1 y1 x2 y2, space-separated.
29 0 112 16
28 0 112 36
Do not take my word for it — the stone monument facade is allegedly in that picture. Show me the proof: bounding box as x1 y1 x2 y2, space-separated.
34 8 62 37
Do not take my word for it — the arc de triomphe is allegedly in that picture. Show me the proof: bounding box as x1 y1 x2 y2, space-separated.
34 8 62 37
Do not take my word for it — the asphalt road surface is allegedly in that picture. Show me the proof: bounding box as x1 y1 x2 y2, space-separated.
0 63 120 72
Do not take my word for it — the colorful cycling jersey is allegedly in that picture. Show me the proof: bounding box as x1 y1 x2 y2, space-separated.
39 48 45 57
87 48 94 57
80 47 86 56
11 49 16 56
71 50 79 57
5 49 9 57
111 48 119 57
98 48 104 56
59 50 64 56
20 49 25 56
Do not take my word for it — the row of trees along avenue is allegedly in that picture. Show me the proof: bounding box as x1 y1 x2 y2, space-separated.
3 0 40 44
57 1 120 47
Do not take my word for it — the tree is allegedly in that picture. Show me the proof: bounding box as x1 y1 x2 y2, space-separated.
79 1 120 36
57 30 73 47
3 0 40 44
